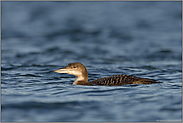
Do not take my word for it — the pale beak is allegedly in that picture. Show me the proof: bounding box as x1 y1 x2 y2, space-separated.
54 68 70 74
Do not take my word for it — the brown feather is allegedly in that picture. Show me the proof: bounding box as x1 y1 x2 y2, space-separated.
84 74 161 86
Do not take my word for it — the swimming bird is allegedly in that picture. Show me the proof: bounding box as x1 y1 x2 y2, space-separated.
54 62 162 86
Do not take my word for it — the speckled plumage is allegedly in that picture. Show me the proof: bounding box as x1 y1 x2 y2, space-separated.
55 63 162 86
83 74 161 86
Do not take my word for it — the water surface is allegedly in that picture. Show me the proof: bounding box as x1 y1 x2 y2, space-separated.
1 1 182 122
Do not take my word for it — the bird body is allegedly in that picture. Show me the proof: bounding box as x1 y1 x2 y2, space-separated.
54 62 161 86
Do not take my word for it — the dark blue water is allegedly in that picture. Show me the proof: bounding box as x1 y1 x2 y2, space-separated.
1 1 182 122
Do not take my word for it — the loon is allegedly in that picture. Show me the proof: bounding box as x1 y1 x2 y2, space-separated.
54 62 162 86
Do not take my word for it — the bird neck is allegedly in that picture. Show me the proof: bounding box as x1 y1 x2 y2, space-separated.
73 70 88 85
73 76 88 85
